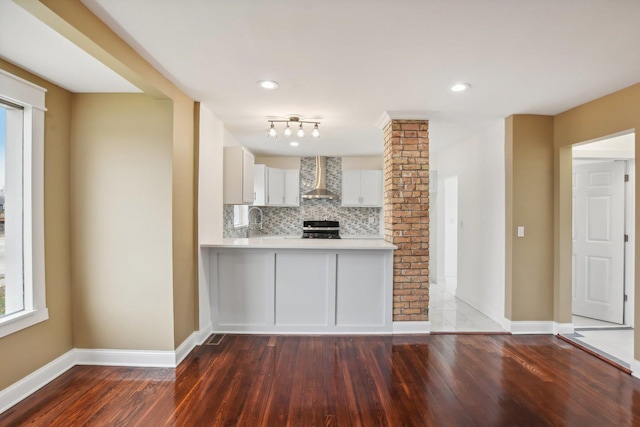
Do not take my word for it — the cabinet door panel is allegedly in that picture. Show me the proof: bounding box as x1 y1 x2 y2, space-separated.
284 169 300 206
341 170 361 206
217 252 272 325
360 170 383 206
253 164 267 206
267 168 285 206
336 253 386 326
242 150 254 203
275 253 330 325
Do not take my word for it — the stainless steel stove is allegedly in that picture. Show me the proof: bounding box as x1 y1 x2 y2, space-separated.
302 220 341 239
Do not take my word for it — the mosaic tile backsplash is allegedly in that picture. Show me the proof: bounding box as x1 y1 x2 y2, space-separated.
224 157 382 237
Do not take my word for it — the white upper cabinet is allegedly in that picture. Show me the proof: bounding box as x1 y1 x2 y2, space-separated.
284 169 300 206
266 167 299 207
223 147 254 204
341 169 382 207
267 168 285 206
253 164 267 206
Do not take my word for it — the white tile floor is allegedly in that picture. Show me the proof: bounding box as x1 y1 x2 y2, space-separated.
565 315 634 367
429 281 505 332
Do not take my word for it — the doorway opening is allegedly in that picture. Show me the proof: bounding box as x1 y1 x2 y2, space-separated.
566 132 635 368
443 175 458 290
429 172 505 333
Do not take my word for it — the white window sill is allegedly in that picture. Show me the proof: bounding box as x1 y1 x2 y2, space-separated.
0 308 49 339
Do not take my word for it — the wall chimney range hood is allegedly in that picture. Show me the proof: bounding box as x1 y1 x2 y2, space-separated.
302 156 340 200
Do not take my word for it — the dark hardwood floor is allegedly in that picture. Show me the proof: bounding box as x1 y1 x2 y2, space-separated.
2 334 640 426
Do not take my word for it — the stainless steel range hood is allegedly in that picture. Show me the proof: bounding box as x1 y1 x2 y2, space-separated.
302 156 340 200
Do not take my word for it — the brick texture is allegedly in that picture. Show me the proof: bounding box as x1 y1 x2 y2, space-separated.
383 119 429 321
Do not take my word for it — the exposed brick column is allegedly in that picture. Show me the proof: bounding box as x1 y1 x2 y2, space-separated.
383 119 429 321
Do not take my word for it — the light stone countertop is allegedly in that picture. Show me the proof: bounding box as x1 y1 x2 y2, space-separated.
200 237 396 250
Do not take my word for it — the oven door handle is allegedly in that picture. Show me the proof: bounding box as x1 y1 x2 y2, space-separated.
303 226 340 231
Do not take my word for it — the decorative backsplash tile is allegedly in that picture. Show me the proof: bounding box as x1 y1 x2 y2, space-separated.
223 157 382 237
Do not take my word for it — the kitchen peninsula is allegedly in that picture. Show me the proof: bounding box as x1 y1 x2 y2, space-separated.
201 237 396 334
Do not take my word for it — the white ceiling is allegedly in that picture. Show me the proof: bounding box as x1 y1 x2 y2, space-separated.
0 0 140 93
6 1 640 157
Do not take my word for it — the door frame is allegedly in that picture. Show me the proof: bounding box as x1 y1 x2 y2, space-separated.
570 133 635 327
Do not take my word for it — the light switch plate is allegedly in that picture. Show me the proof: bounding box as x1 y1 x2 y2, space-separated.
517 226 525 237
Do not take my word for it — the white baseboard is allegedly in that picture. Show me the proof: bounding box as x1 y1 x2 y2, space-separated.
392 321 431 334
0 328 212 415
0 349 76 415
74 348 176 368
631 359 640 379
505 320 574 335
175 331 201 366
195 323 213 345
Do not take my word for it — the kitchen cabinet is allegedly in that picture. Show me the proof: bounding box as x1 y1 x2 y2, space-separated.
341 170 382 207
275 253 330 325
284 169 300 206
267 168 285 206
205 243 394 333
267 168 299 206
252 164 267 206
215 251 274 326
223 147 254 204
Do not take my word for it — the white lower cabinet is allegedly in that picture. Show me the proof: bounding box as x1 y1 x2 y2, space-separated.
275 253 331 325
210 248 393 333
215 252 274 326
336 253 386 326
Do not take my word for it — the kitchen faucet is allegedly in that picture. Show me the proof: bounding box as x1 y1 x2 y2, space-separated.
247 206 264 237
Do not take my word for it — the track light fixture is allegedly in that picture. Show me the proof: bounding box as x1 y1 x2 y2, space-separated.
267 116 321 139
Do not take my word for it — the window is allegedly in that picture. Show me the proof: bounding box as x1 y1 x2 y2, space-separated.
0 103 25 318
0 70 47 338
233 205 249 228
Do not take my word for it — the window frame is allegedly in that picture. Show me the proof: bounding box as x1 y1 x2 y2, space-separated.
0 69 48 338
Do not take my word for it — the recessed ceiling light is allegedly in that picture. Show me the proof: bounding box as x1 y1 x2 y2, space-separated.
290 141 299 147
258 80 279 90
451 83 470 92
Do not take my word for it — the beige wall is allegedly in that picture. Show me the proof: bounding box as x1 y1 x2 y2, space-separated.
254 156 301 169
554 83 640 353
171 96 197 347
341 156 383 170
70 94 175 350
505 115 555 321
31 0 199 349
0 60 73 389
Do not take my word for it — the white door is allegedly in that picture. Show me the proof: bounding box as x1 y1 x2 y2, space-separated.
573 160 626 324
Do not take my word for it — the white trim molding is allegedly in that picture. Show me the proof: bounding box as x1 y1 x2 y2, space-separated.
74 348 177 368
374 110 438 130
0 349 76 415
175 331 205 366
504 320 574 335
195 323 214 345
0 69 48 338
392 321 431 334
